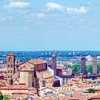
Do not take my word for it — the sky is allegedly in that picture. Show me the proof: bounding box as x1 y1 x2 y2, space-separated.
0 0 100 51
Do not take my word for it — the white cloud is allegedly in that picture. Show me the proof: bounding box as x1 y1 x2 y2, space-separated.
46 2 63 11
45 2 88 15
66 6 88 14
7 0 30 8
3 1 89 22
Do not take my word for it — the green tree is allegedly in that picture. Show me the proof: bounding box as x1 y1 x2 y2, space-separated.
86 65 93 73
0 92 3 100
87 88 96 93
97 63 100 73
71 63 80 74
0 92 10 100
3 95 10 100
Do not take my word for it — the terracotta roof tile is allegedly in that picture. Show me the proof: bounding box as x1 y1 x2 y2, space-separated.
28 59 47 65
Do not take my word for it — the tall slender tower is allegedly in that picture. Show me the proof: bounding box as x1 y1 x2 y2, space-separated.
80 57 87 75
92 57 97 75
51 51 57 78
6 52 15 85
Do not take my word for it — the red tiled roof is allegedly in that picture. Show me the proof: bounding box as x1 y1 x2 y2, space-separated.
19 62 34 71
28 59 47 65
89 95 100 99
12 89 36 95
0 84 28 90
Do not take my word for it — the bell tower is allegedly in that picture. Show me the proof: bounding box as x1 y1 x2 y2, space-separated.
6 52 15 85
51 51 57 78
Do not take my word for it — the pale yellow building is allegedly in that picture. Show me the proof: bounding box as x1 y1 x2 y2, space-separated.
19 62 35 87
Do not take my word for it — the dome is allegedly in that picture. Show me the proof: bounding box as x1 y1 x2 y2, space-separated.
86 55 93 61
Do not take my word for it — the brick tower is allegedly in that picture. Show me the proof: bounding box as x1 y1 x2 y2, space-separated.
6 52 15 85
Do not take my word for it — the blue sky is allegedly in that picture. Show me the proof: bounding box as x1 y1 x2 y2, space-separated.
0 0 100 51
